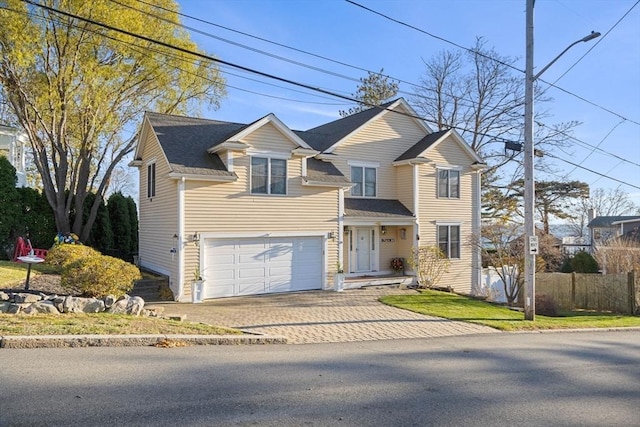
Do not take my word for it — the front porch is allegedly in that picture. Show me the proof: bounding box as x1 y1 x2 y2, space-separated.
344 274 415 290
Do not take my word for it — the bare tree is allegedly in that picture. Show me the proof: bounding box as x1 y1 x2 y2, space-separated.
408 246 450 289
567 187 639 239
473 220 557 305
594 237 640 274
411 38 580 219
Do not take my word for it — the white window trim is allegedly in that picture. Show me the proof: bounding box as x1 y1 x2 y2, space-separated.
348 160 380 168
350 165 378 198
436 222 462 259
146 161 156 199
437 168 460 199
246 149 291 160
250 155 288 196
434 164 463 171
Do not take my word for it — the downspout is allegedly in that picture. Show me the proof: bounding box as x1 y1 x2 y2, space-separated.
177 177 186 301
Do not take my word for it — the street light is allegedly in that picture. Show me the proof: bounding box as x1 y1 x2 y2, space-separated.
523 0 600 321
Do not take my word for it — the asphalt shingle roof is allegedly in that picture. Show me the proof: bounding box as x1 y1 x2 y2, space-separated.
305 158 351 184
587 216 640 228
344 198 414 218
395 129 449 161
298 99 398 152
145 112 241 177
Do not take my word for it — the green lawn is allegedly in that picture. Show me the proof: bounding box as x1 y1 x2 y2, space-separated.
1 260 242 336
0 313 242 336
380 289 640 331
0 260 59 287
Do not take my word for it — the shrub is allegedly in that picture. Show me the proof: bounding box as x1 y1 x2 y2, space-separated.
408 246 450 289
570 251 599 273
46 244 100 269
535 294 559 317
62 254 141 298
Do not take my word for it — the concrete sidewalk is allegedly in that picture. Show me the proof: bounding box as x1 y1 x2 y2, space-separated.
151 287 498 344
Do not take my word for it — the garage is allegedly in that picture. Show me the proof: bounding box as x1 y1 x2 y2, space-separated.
202 236 324 298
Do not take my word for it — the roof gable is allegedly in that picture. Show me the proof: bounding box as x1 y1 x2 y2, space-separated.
300 98 432 153
395 128 483 164
135 111 239 178
228 113 312 150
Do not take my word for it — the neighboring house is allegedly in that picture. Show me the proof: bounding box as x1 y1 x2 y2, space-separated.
561 236 590 255
588 215 640 250
130 99 485 301
0 125 27 187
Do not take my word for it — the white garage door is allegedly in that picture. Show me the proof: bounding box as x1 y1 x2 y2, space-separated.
203 236 323 298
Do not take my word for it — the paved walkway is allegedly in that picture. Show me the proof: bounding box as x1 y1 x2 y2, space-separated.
152 288 498 344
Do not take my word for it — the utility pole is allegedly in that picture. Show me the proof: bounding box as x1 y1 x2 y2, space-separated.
524 0 536 321
523 0 600 321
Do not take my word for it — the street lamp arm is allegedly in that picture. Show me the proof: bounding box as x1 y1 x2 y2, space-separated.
533 31 601 81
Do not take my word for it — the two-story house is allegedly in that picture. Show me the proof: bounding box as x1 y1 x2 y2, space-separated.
588 214 640 251
130 99 485 302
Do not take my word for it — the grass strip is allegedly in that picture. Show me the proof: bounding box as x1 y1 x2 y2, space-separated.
0 313 242 336
380 289 640 331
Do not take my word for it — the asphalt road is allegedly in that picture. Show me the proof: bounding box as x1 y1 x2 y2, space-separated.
1 331 638 426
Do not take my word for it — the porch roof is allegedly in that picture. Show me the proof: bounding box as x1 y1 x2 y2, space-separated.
344 198 414 218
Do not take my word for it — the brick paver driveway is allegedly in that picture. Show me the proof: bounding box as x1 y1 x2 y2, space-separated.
154 287 498 344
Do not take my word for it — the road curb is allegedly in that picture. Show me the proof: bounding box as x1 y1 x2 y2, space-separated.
509 326 640 334
0 333 287 349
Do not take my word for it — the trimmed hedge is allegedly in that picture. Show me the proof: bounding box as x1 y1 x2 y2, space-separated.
47 243 141 298
46 244 100 269
62 254 141 298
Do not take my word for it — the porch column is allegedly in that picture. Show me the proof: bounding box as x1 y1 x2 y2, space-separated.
177 177 186 301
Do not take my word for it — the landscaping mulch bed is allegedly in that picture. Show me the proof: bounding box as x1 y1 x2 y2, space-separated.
2 274 74 296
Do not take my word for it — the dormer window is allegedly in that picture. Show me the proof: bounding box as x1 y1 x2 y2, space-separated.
251 156 286 195
350 165 377 197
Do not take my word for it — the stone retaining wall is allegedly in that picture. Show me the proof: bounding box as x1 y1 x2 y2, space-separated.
0 291 150 316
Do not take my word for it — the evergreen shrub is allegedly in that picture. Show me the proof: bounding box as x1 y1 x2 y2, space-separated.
62 254 141 298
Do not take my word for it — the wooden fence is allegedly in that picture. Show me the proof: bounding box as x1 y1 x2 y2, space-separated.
536 271 639 314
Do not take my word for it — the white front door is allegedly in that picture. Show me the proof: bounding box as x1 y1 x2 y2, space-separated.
353 227 377 273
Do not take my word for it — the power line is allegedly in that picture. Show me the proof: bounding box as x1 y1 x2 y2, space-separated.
544 152 640 189
346 0 640 127
123 0 638 166
548 0 640 86
129 0 639 179
12 0 640 191
537 120 639 168
122 0 524 126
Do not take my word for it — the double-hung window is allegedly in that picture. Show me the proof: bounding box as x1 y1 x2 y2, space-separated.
438 224 460 259
147 162 156 198
438 168 460 198
351 166 377 197
251 157 287 195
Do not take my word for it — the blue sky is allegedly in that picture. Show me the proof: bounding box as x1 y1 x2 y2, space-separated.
177 0 640 207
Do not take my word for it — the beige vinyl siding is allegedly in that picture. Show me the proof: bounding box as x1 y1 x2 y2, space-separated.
332 108 427 199
395 164 414 214
138 128 179 293
379 226 413 273
418 136 477 293
181 124 339 298
243 123 298 153
379 227 397 272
